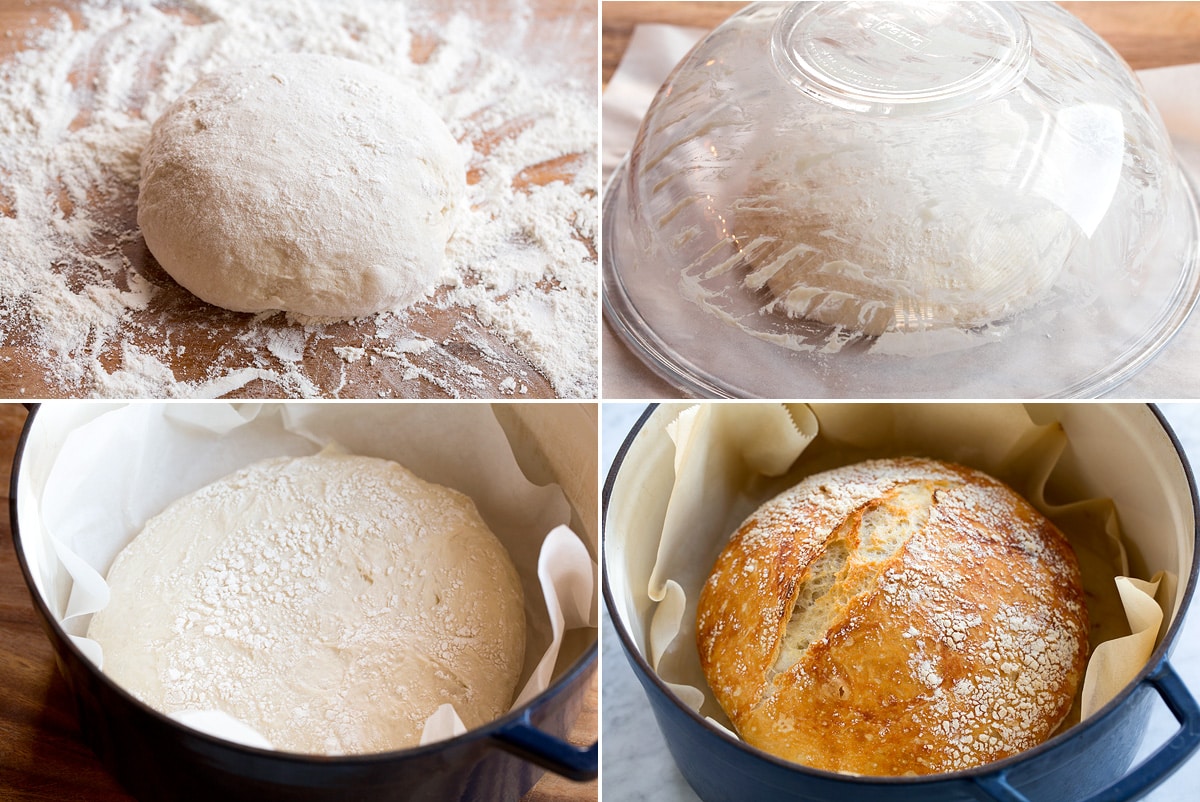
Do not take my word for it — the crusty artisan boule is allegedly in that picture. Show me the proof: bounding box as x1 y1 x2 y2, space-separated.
696 457 1088 775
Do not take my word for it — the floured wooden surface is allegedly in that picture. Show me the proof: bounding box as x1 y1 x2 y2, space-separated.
0 0 598 399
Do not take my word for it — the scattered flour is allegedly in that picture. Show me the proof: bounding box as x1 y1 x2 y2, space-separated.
0 0 598 398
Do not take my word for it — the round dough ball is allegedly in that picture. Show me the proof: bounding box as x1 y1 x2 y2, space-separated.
87 452 526 755
138 53 465 320
733 109 1079 336
696 457 1088 775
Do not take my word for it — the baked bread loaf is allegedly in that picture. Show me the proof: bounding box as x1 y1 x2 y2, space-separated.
696 457 1088 775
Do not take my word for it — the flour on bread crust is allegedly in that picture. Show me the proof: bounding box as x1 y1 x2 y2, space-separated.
696 457 1088 775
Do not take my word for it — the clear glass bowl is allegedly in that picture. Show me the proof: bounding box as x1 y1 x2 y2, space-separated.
603 1 1200 398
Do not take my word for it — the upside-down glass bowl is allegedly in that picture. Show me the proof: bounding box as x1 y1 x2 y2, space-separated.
603 1 1200 398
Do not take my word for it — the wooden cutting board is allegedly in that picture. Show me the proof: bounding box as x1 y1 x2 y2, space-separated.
0 0 597 400
0 404 598 801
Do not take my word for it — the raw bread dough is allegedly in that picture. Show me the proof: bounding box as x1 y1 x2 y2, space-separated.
730 111 1081 336
737 183 1076 335
86 451 526 755
137 53 465 320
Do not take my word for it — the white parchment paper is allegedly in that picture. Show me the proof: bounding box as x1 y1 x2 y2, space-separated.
20 402 597 752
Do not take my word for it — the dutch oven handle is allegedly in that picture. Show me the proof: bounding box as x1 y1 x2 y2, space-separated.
972 660 1200 802
491 708 598 781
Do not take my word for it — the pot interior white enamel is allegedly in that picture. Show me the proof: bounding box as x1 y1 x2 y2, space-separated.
603 402 1200 802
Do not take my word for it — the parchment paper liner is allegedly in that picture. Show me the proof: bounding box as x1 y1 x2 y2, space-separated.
18 402 598 752
620 403 1168 755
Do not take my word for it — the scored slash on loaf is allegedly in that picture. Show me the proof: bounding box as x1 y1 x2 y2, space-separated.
696 457 1089 776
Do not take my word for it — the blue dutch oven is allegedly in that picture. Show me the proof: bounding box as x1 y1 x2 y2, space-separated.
10 402 598 802
604 403 1200 802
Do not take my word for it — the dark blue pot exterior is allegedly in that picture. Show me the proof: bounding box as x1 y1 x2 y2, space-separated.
992 682 1154 802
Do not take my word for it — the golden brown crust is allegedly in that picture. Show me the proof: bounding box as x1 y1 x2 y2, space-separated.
696 457 1088 776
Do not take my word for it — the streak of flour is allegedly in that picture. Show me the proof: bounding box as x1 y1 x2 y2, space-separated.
0 0 597 398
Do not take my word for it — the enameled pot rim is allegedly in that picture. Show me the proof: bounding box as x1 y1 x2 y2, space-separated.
9 402 598 767
601 402 1200 786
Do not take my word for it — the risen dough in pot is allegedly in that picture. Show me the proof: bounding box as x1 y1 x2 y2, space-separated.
137 53 465 320
87 452 526 755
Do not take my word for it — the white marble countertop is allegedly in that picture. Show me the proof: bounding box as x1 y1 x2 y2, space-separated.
601 402 1200 801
